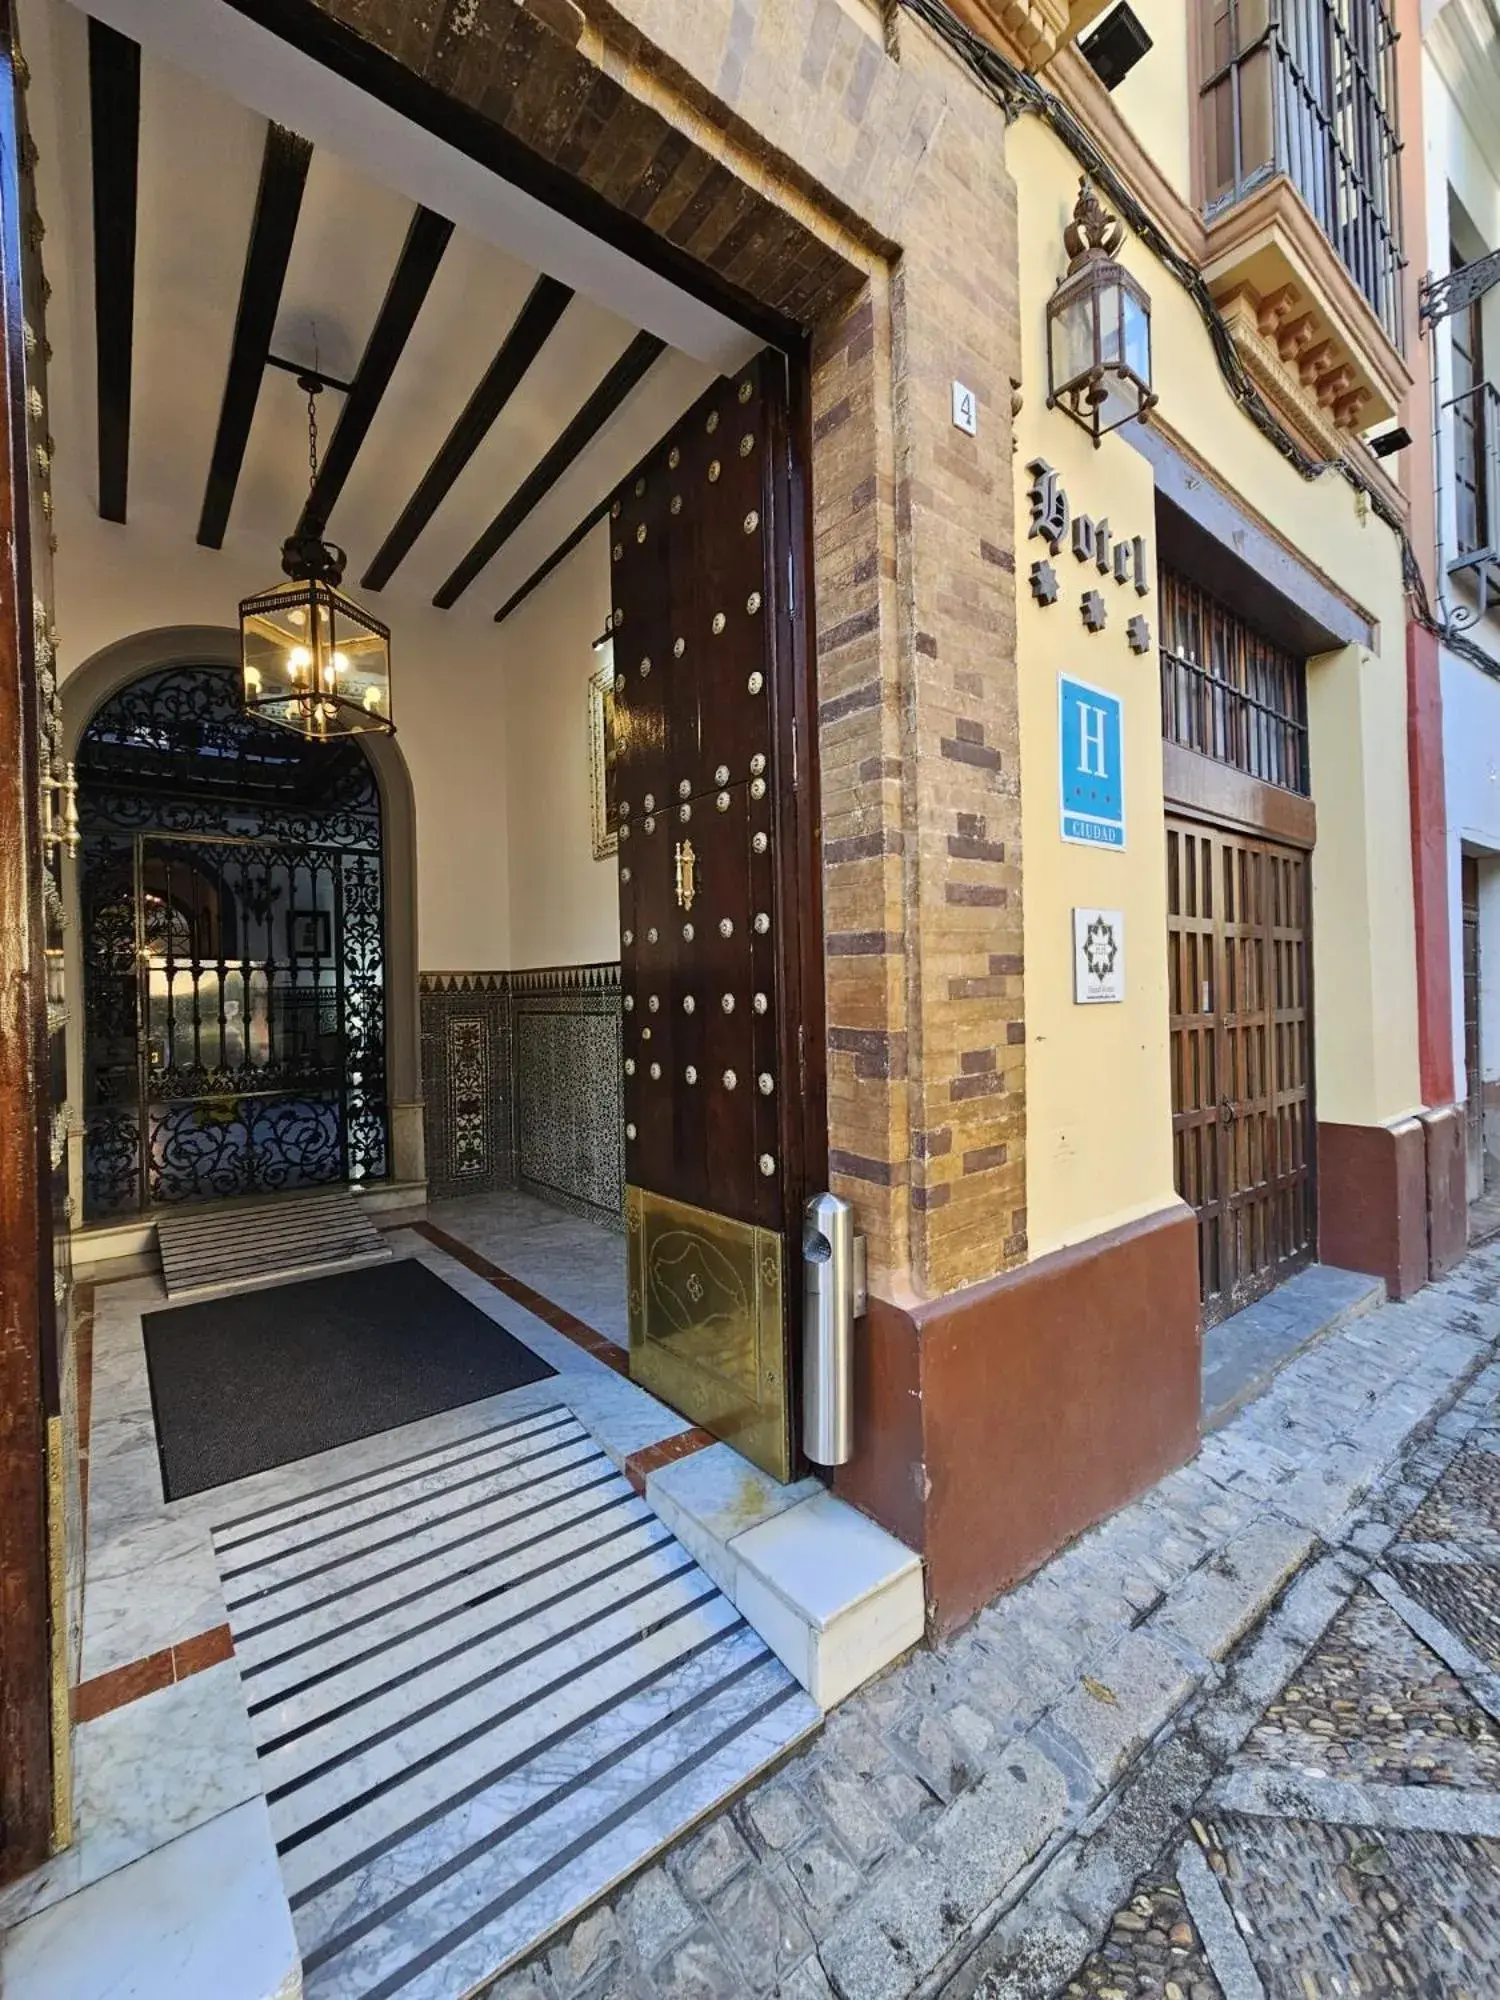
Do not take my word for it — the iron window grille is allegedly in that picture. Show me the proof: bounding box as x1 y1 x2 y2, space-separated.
1447 378 1500 613
1199 0 1405 351
1160 565 1311 795
1446 264 1500 614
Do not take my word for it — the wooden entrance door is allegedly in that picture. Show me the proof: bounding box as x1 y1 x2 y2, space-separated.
608 351 818 1482
1463 856 1483 1201
0 0 73 1877
1167 818 1315 1325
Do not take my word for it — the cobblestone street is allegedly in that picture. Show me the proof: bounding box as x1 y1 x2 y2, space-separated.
492 1244 1500 2000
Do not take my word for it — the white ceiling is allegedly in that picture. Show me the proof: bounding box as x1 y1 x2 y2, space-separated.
21 0 734 627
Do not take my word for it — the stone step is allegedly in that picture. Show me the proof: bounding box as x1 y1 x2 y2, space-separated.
156 1187 391 1300
646 1445 925 1709
1201 1261 1387 1431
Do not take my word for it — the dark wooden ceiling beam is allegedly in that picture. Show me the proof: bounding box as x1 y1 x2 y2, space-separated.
433 328 665 609
362 273 573 591
88 19 140 524
296 204 454 542
493 493 611 625
196 122 312 550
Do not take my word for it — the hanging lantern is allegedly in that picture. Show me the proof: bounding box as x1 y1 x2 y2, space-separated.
1046 178 1157 448
239 374 393 739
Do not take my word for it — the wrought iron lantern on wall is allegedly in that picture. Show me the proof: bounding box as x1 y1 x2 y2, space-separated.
1046 179 1157 447
239 373 394 739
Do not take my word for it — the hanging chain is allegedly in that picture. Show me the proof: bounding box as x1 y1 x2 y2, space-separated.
306 378 320 494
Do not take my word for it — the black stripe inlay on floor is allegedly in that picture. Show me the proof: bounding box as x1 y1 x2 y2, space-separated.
232 1467 624 1637
209 1400 568 1536
271 1582 721 1816
226 1442 601 1604
302 1650 780 1978
290 1621 759 1915
245 1510 665 1708
213 1408 575 1555
355 1682 799 1999
259 1550 698 1760
218 1425 588 1581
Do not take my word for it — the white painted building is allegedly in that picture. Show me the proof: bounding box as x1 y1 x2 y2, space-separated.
1423 0 1500 1200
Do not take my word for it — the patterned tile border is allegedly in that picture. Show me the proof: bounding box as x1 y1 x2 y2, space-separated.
412 1218 631 1375
72 1623 234 1724
418 964 622 1222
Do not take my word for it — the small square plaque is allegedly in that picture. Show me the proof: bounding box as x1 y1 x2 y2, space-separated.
1073 907 1124 1003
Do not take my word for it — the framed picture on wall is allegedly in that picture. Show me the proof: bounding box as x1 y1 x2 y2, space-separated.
289 909 332 959
588 648 619 861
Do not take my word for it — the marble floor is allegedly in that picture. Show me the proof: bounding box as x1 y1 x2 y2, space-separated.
426 1190 628 1350
0 1217 819 2000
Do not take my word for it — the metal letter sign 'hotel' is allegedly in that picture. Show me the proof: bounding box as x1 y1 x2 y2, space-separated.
1058 674 1125 848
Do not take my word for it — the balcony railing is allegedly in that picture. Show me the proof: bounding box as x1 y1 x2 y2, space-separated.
1448 378 1500 616
1201 0 1405 351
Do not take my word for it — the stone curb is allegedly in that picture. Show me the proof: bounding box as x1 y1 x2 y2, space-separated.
1175 1837 1265 2000
1208 1767 1500 1838
1365 1568 1500 1725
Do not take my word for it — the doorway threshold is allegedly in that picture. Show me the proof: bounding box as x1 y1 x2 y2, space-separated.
1201 1263 1386 1431
2 1223 922 2000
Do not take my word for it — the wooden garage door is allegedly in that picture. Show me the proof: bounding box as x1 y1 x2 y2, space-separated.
1167 818 1315 1325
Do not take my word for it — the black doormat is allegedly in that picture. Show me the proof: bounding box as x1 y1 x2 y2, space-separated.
143 1257 557 1500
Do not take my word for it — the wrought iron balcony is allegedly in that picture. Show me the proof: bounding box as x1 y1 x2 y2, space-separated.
1200 0 1405 352
1448 377 1500 617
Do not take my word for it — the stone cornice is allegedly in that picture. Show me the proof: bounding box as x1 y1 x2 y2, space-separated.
945 0 1111 72
1201 176 1413 437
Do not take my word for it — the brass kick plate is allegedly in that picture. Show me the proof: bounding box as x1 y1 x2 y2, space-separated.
626 1184 790 1484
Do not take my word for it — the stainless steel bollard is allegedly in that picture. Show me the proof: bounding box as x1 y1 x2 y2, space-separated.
802 1192 854 1466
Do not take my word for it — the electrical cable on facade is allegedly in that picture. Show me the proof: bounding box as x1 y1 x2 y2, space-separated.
897 0 1500 683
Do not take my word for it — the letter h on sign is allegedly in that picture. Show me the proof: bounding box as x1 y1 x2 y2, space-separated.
1058 675 1124 848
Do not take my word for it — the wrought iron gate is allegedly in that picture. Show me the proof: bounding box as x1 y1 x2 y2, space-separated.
79 666 387 1218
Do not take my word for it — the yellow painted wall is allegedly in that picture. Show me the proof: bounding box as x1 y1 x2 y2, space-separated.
1010 117 1423 1259
1012 157 1175 1256
1108 0 1194 209
497 524 621 971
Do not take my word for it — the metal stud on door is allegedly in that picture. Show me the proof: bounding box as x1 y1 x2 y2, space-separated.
612 354 803 1481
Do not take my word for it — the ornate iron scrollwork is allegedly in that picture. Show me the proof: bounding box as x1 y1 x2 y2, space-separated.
79 666 388 1216
1420 250 1500 330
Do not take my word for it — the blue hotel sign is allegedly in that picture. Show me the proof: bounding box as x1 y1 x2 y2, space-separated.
1058 675 1124 849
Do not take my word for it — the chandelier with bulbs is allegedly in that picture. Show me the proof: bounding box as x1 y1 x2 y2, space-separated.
238 370 394 740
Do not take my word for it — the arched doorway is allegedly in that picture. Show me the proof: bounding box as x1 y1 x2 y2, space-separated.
76 662 390 1218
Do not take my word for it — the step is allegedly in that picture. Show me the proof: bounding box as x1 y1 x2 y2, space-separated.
215 1410 820 1997
646 1445 926 1709
1201 1262 1387 1431
156 1189 391 1301
71 1181 426 1282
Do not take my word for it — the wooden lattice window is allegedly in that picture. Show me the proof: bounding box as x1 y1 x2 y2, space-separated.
1159 566 1310 796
